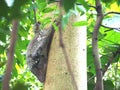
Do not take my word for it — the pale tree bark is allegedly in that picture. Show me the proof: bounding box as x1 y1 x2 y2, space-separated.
44 14 87 90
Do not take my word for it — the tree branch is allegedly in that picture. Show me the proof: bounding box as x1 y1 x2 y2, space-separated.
101 24 116 29
104 11 120 17
92 0 104 90
2 20 19 90
101 24 120 32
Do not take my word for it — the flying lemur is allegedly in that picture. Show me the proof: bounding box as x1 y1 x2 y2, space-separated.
26 22 55 83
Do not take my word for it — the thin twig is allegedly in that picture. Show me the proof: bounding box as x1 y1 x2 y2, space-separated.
2 20 19 90
87 75 96 82
101 24 116 29
101 24 120 32
104 11 120 17
76 2 96 9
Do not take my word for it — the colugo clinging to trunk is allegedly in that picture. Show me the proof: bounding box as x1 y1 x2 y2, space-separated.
26 21 55 83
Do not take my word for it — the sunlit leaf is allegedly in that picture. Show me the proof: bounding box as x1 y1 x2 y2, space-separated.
43 5 56 13
73 21 87 26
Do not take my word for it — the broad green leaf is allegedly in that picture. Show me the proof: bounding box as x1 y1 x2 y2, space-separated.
104 31 120 44
62 11 72 29
18 26 28 37
43 5 56 13
38 2 47 11
116 0 120 6
73 21 87 26
62 0 76 12
42 17 52 26
101 0 114 5
77 0 89 10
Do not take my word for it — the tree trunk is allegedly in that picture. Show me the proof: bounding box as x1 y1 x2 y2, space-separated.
44 14 87 90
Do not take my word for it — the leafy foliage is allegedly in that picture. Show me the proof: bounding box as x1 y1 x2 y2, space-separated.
87 0 120 89
0 0 120 90
62 0 76 12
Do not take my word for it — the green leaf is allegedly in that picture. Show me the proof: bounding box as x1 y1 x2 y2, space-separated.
52 23 59 31
12 64 18 77
38 2 47 11
77 0 89 10
18 27 28 37
76 5 86 15
43 5 56 13
12 81 28 90
87 47 96 74
101 0 114 5
101 55 109 68
73 21 87 26
117 0 120 6
15 50 24 66
0 0 9 18
104 31 120 44
62 11 72 29
42 17 52 26
104 80 114 90
0 32 6 42
62 0 76 12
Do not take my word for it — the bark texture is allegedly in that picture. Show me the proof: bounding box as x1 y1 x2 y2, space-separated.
44 14 87 90
92 0 104 90
2 20 19 90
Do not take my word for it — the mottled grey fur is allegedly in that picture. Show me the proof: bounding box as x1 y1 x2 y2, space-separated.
26 22 54 82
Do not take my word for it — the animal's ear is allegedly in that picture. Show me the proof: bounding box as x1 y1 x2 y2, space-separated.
34 21 41 34
37 21 41 25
